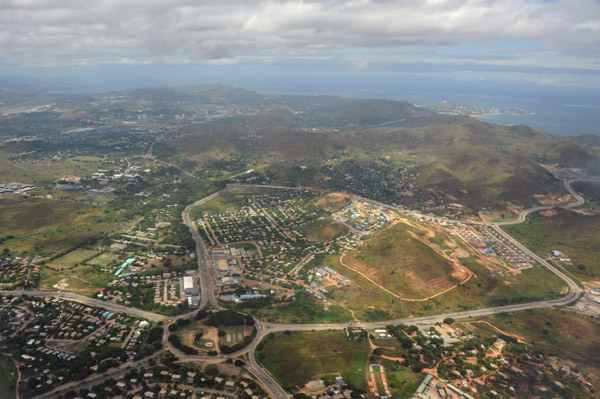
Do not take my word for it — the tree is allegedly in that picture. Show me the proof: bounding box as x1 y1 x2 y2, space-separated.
443 317 455 325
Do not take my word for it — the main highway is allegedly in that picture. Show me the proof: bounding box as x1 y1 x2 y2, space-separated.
4 176 599 399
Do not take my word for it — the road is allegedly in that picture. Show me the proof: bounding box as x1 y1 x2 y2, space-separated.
0 290 169 322
496 178 588 226
181 187 229 310
5 177 599 399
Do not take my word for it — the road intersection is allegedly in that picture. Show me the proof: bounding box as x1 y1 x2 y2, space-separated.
4 176 598 399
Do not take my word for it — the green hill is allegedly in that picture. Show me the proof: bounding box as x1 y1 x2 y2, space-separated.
504 208 600 280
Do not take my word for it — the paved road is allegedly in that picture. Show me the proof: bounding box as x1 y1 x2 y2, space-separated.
5 178 598 399
0 290 169 322
497 178 589 226
182 187 229 310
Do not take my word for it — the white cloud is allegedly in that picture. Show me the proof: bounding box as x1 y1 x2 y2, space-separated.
0 0 599 69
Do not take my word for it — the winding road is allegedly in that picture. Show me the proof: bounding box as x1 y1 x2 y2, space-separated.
4 175 599 399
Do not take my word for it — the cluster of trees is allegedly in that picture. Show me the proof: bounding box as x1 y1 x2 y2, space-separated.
205 310 255 327
168 334 198 355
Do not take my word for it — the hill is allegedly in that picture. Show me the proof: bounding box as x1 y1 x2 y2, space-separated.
504 208 600 280
341 221 459 299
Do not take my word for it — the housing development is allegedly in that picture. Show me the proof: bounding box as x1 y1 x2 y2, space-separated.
0 85 599 399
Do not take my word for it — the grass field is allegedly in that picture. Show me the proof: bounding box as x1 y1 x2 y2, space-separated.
490 309 600 368
371 364 386 395
88 252 117 267
0 196 121 255
328 241 566 321
310 193 351 212
0 355 17 399
0 152 107 186
378 359 421 399
48 249 99 268
257 330 370 391
40 264 113 296
343 221 456 299
302 219 348 242
252 291 353 324
504 209 600 280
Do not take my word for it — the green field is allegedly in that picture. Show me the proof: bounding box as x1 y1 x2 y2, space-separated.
504 209 600 280
371 364 386 395
346 222 456 299
40 262 113 296
0 152 106 186
302 219 348 242
0 196 121 255
0 355 17 399
88 252 117 267
252 290 352 324
378 359 421 399
257 330 370 391
490 309 600 368
328 241 567 321
48 249 99 268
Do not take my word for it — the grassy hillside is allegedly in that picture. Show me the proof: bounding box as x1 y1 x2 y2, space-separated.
504 209 600 280
0 196 121 254
257 330 370 391
490 309 600 370
346 222 457 299
153 95 599 211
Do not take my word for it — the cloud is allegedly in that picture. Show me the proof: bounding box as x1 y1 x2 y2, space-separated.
538 78 580 87
0 0 599 71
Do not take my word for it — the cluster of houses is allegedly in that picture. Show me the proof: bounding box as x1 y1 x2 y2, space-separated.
0 296 30 335
76 367 266 399
458 225 534 269
0 182 36 195
0 255 41 287
334 201 393 235
199 191 327 285
2 296 154 393
91 166 151 183
100 272 189 308
304 266 352 301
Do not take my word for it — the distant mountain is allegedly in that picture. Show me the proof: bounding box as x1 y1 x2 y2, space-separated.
163 107 600 209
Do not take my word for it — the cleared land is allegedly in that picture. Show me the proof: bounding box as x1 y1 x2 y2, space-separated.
504 209 600 279
40 263 113 296
192 185 287 216
310 193 351 212
257 330 370 391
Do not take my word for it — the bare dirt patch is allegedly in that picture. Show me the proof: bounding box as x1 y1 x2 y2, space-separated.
313 193 351 211
540 209 558 217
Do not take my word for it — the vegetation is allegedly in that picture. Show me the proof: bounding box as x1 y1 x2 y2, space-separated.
505 209 600 279
257 330 370 391
204 310 255 327
0 355 17 399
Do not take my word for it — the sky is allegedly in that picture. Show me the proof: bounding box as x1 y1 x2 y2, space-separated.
1 0 600 101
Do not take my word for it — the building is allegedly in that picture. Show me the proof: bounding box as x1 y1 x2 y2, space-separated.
183 276 199 296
